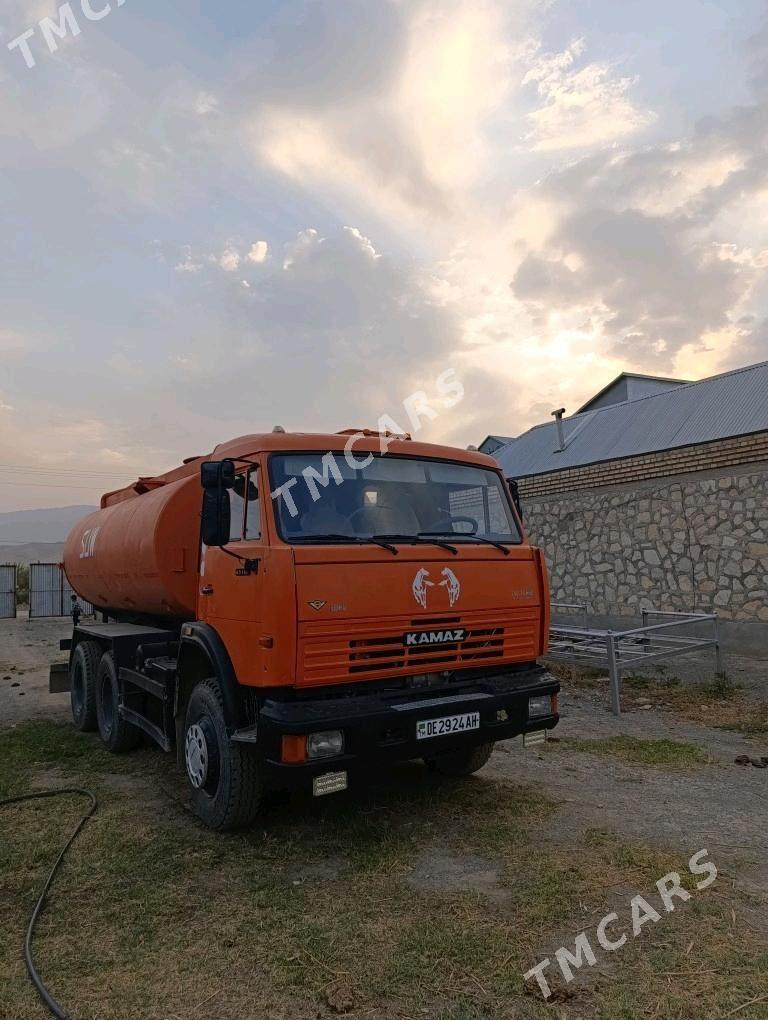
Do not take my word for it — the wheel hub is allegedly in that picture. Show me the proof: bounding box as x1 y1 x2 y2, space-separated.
185 723 209 789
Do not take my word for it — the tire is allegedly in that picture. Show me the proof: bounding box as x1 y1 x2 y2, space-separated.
96 652 141 753
70 640 100 732
184 678 261 831
426 741 494 778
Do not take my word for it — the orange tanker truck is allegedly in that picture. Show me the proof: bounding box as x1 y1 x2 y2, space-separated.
55 429 559 829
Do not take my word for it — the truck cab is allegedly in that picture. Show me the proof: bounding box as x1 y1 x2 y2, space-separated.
58 430 559 830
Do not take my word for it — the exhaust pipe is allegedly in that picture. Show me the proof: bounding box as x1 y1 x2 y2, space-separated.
551 408 566 452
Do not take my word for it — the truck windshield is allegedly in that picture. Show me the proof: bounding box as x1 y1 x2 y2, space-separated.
269 453 522 545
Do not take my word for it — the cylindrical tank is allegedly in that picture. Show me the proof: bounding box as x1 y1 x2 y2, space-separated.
63 475 201 619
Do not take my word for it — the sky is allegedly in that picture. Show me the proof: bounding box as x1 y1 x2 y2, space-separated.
1 0 767 511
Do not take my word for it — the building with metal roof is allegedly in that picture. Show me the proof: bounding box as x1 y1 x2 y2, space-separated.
486 360 768 654
494 360 768 481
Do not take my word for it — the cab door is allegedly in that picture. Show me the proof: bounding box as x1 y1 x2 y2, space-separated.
199 466 267 687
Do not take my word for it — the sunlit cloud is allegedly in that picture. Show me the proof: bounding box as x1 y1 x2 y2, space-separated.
1 0 767 509
522 38 656 151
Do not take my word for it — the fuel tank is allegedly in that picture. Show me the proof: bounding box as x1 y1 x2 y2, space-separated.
63 475 201 619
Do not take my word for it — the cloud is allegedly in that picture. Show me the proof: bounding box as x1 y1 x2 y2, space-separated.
193 92 218 116
250 0 528 227
512 207 744 361
522 38 655 151
159 225 467 444
504 29 768 372
216 248 241 272
247 241 268 263
0 329 28 354
98 447 129 463
174 240 270 277
2 1 768 511
0 410 130 467
0 0 58 25
176 258 203 274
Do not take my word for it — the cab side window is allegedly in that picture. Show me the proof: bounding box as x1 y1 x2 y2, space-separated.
244 468 261 540
228 473 247 542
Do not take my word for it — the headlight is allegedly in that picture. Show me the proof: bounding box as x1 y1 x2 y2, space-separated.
307 730 344 759
528 694 553 719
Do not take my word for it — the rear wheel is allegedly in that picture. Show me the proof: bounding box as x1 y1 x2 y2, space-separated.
70 640 100 732
184 678 261 831
96 652 141 753
426 741 494 777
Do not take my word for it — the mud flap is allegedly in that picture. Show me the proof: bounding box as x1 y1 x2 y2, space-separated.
49 662 70 694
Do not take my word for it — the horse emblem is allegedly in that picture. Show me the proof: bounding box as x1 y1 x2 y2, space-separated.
412 568 434 608
439 567 461 607
412 567 461 608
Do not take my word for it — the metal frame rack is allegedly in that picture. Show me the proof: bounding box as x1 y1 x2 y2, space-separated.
547 605 723 716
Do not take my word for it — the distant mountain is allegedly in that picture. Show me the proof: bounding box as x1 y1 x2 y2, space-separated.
0 542 64 566
0 506 95 545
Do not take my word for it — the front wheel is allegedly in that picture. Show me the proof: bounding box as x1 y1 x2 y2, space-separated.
425 741 494 777
184 678 261 831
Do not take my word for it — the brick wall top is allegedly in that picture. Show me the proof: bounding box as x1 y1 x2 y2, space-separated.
515 430 768 498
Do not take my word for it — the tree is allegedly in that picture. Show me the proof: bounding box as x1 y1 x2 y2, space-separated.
16 564 29 607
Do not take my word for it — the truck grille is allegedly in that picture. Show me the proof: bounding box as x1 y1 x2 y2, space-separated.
299 610 539 686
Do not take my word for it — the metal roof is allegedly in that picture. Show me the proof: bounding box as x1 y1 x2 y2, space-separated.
576 372 690 413
479 434 514 455
495 360 768 479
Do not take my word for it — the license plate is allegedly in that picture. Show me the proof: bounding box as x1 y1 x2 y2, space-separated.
416 711 480 740
523 730 546 748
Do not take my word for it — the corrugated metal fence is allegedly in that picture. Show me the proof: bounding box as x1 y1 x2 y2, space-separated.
29 563 94 619
0 564 16 619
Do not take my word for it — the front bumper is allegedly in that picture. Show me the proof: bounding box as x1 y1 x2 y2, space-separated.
253 665 559 789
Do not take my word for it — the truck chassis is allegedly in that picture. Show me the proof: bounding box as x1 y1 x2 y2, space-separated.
52 619 560 829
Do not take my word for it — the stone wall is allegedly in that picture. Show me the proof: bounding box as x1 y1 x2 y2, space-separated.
524 461 768 651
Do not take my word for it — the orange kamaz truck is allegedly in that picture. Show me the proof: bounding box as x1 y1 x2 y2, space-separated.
55 429 559 829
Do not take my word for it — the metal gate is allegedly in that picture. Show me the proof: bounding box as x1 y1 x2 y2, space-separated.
29 563 94 619
0 564 16 619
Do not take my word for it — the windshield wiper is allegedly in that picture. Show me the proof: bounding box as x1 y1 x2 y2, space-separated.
365 536 399 554
291 533 398 555
371 533 458 555
419 531 510 555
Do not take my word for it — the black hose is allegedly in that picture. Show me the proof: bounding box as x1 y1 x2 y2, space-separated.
1 787 97 1020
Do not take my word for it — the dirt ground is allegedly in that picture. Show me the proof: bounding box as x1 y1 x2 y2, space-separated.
495 683 768 887
2 617 768 1018
0 614 72 725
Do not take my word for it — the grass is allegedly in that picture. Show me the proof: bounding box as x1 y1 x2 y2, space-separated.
555 735 713 768
1 720 766 1019
622 675 768 736
549 661 768 736
0 720 133 798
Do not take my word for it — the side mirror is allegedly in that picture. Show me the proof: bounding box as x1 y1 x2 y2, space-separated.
200 460 235 546
201 459 236 491
507 478 523 522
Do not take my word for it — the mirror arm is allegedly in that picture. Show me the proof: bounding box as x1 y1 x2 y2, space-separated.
506 477 523 522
